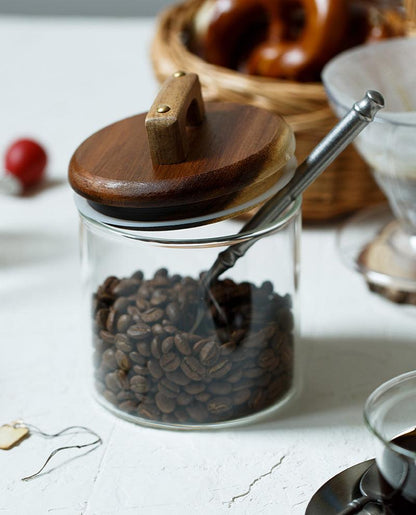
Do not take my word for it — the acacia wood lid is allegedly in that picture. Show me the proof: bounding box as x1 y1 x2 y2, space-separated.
69 73 295 224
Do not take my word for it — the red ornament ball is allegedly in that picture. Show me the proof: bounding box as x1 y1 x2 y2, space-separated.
4 138 47 189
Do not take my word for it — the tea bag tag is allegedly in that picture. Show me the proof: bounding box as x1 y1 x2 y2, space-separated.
0 422 29 450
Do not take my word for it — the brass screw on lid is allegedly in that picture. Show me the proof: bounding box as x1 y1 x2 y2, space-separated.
157 104 171 113
173 71 186 78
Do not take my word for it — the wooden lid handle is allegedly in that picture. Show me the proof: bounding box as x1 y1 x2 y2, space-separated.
145 72 205 166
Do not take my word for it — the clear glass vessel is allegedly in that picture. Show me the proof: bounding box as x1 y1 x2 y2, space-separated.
76 195 301 429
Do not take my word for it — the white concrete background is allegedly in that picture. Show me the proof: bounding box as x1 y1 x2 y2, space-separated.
0 16 415 515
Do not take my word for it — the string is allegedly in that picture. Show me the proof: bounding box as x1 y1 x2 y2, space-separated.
13 422 102 482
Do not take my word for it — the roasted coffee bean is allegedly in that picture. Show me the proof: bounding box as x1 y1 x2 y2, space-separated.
113 296 130 313
227 369 243 383
117 390 135 401
177 392 192 406
135 297 149 311
244 367 264 379
162 323 177 334
278 308 294 331
117 314 132 333
138 284 151 299
95 308 109 330
152 323 166 337
195 392 211 402
161 336 175 354
220 341 237 356
181 357 205 381
155 392 176 414
184 382 205 395
208 359 232 379
148 359 164 380
233 389 251 405
132 365 150 376
233 379 254 392
175 407 190 423
136 340 152 358
150 336 163 359
106 309 118 332
258 349 276 369
141 308 164 324
105 370 128 392
113 278 140 296
166 369 190 386
127 305 142 321
174 333 191 356
127 323 152 340
130 375 149 394
115 333 133 353
158 377 180 398
208 382 232 395
103 390 117 404
207 396 233 415
132 270 144 281
150 290 169 306
118 400 138 412
100 330 115 345
166 302 181 324
249 389 266 410
186 403 209 423
114 349 130 371
129 351 147 366
160 352 180 372
102 349 118 369
138 404 160 420
199 339 220 366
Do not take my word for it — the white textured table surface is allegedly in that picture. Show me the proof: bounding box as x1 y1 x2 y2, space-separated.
0 16 415 515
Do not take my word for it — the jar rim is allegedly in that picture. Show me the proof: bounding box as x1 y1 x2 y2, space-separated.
76 194 302 247
363 370 416 460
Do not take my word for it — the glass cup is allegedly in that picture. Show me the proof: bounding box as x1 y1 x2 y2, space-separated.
76 194 301 429
364 370 416 507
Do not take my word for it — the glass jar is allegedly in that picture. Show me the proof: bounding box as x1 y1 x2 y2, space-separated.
76 195 301 429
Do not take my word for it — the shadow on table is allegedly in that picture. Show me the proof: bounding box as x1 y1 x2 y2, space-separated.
0 230 76 267
21 177 66 197
237 335 416 432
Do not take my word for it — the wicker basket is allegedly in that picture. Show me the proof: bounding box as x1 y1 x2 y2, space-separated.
151 0 388 221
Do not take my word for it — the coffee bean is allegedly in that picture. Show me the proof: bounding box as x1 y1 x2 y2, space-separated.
220 341 237 356
244 367 264 379
115 349 131 371
162 323 177 335
150 336 163 359
136 340 152 358
166 369 191 386
160 352 180 372
117 314 132 333
113 296 130 313
100 330 115 344
184 382 205 395
208 359 232 379
207 396 233 415
278 308 294 331
148 359 164 380
118 400 138 412
195 392 211 402
132 270 144 281
130 375 149 394
208 382 232 395
199 339 220 366
102 349 117 369
138 404 160 420
105 370 128 392
233 379 254 392
177 392 192 406
151 290 169 306
127 323 152 340
181 357 205 381
233 389 251 405
249 389 266 410
152 324 166 337
158 378 180 398
132 364 150 376
161 336 175 354
127 305 142 321
175 407 190 423
135 297 149 311
95 308 109 330
258 349 276 369
227 369 243 383
141 308 164 324
115 333 133 353
103 390 117 404
155 392 176 414
113 278 140 296
186 403 208 423
174 333 191 356
129 351 147 365
166 302 181 324
117 390 135 401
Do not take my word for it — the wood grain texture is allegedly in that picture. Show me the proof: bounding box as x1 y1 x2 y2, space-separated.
69 101 294 221
145 73 205 165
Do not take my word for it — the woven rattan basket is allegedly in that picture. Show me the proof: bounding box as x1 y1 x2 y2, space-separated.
150 0 400 221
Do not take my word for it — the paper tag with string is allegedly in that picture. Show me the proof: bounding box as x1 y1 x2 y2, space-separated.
0 420 102 480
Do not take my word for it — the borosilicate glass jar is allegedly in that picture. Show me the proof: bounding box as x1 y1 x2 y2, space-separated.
77 195 301 429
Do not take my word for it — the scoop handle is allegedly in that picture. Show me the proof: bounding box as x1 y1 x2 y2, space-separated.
204 90 385 284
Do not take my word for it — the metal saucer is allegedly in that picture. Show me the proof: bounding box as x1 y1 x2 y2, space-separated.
306 459 388 515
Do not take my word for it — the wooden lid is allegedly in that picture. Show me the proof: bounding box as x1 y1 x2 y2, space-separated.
69 73 295 224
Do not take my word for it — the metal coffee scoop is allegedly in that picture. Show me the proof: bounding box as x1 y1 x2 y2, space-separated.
192 90 384 331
